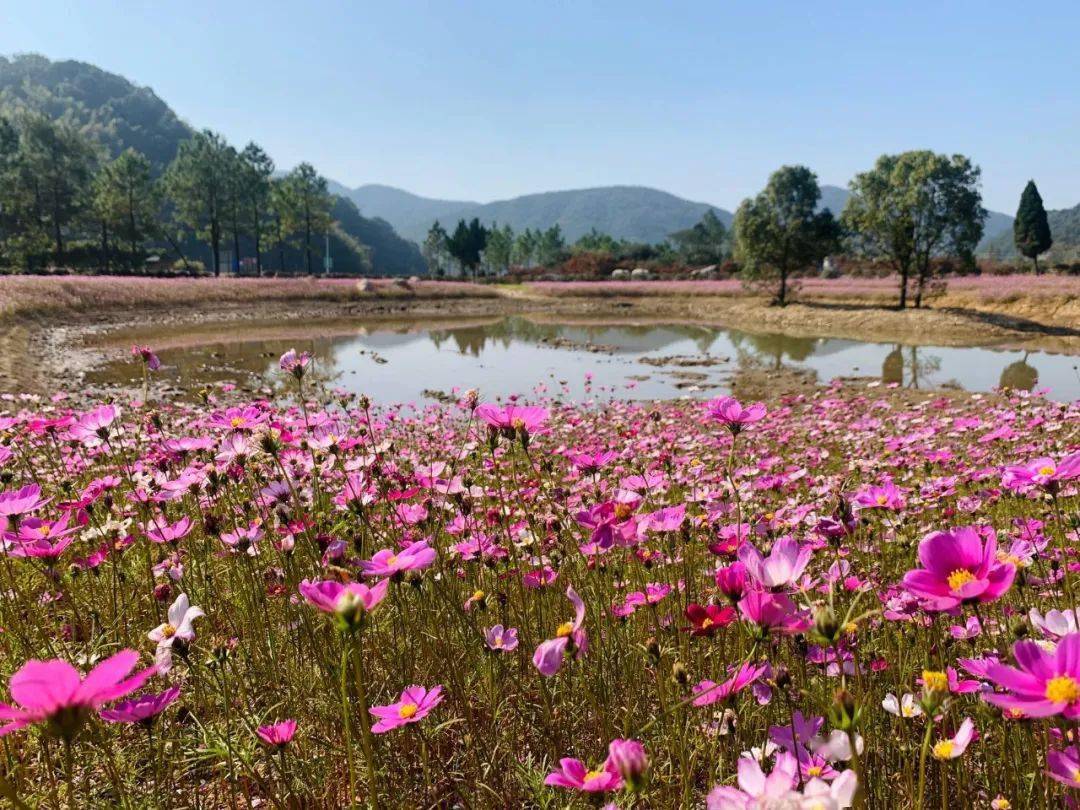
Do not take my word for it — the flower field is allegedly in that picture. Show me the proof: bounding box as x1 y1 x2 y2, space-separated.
0 349 1077 808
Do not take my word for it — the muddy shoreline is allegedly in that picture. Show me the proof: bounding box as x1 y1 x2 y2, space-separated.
2 290 1078 396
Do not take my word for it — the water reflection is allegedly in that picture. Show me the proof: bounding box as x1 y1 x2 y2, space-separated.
999 353 1039 392
85 316 1079 402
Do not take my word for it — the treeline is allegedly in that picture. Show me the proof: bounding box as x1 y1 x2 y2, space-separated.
0 113 344 275
421 209 728 280
425 150 1057 310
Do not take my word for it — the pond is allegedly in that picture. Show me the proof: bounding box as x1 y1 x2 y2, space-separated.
87 316 1080 402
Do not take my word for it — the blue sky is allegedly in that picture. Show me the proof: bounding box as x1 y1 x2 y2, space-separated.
1 1 1077 212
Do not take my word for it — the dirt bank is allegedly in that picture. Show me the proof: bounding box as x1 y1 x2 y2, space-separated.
1 277 1077 394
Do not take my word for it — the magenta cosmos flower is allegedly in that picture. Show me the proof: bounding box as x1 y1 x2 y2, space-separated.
902 526 1015 611
279 349 311 378
705 396 766 432
1002 453 1080 492
738 536 813 589
299 578 389 621
130 344 161 370
692 661 769 707
360 539 436 578
474 403 549 436
544 757 623 793
533 585 588 676
0 650 157 738
485 625 519 652
257 719 297 747
983 634 1080 719
369 685 443 733
852 481 906 511
100 686 179 724
0 484 50 519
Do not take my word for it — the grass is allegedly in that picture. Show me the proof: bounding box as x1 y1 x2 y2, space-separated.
0 356 1076 807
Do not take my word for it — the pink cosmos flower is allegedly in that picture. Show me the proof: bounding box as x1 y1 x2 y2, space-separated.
692 661 769 707
738 536 812 589
257 719 298 748
0 484 50 518
685 603 737 636
738 590 812 636
369 685 443 733
131 345 161 370
902 526 1015 611
715 562 748 601
360 539 436 578
575 501 638 549
67 405 120 445
100 686 179 724
3 512 80 546
706 752 797 808
485 625 519 652
1047 748 1080 789
705 397 767 433
1002 453 1080 492
544 757 623 793
533 585 588 676
852 481 906 511
299 578 389 616
474 404 549 436
279 349 312 378
0 650 157 738
983 634 1080 719
144 517 194 545
606 738 648 784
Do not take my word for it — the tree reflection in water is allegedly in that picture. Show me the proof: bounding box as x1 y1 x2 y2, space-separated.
999 352 1039 392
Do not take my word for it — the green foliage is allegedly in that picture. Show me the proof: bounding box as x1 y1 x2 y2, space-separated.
670 210 729 265
330 196 423 276
733 165 839 306
0 53 192 171
163 130 233 275
1013 180 1052 272
482 223 514 275
422 222 451 277
842 151 985 308
277 163 333 275
92 148 159 269
446 218 489 278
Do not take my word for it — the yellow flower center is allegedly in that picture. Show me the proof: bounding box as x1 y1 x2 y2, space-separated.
1072 770 1080 786
1045 675 1080 703
556 621 575 638
614 503 633 520
806 765 823 777
386 555 398 566
1039 465 1056 476
471 590 484 602
700 617 715 629
875 494 888 506
230 417 244 428
946 569 976 592
764 512 775 521
902 704 918 717
583 769 605 783
161 624 177 639
398 702 418 719
511 418 526 430
923 670 948 692
932 740 954 760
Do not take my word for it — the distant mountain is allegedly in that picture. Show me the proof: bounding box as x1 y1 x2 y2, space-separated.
0 53 192 171
330 197 425 276
816 184 1013 254
340 184 733 245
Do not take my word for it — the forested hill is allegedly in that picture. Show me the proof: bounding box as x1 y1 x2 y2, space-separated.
0 53 422 274
0 53 192 170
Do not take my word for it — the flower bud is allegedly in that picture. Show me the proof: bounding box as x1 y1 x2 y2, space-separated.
607 739 648 790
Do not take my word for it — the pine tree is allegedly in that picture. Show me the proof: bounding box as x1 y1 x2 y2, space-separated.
1013 180 1052 274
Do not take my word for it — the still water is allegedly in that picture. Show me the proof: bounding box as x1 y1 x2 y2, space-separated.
89 316 1079 402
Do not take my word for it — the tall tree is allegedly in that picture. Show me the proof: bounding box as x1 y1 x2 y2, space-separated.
92 148 158 270
447 217 488 279
1013 180 1053 274
482 223 514 275
222 146 245 274
280 163 332 275
239 143 274 276
164 130 232 276
17 114 98 264
671 209 729 265
422 221 450 277
733 165 839 306
535 224 565 267
842 151 985 308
